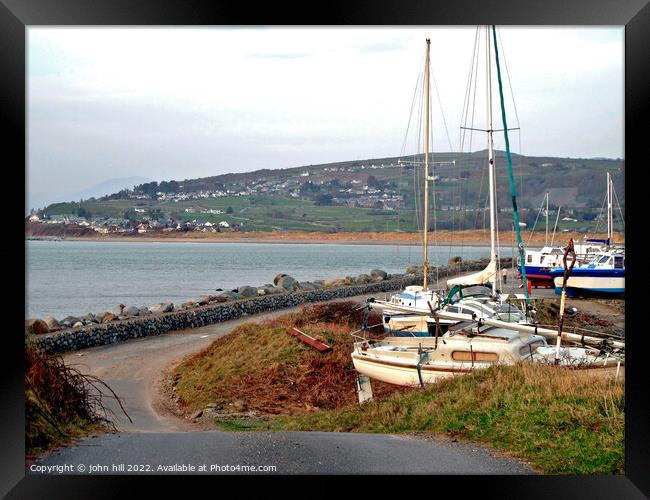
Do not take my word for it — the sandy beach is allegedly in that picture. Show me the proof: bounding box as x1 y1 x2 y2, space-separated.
27 229 624 247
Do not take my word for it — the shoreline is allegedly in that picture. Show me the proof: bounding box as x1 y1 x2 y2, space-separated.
25 229 625 248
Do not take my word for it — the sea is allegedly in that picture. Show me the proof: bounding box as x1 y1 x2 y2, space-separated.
25 240 508 319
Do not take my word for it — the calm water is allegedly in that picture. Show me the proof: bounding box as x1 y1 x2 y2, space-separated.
26 240 505 319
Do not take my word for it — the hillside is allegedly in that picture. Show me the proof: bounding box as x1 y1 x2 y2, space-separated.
33 151 624 235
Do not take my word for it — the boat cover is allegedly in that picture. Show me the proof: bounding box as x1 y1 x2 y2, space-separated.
446 258 497 288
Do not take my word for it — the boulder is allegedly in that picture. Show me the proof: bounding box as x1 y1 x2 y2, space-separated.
100 312 117 323
220 291 242 301
370 269 388 281
277 275 298 291
238 286 258 298
124 306 140 316
273 273 288 286
60 316 80 328
149 302 174 314
43 316 59 330
26 319 49 335
448 256 463 266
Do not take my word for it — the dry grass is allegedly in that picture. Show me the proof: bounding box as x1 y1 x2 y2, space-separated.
172 302 405 415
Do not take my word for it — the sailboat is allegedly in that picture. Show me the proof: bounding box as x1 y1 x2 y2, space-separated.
368 29 530 337
548 172 625 296
352 28 624 387
523 174 623 288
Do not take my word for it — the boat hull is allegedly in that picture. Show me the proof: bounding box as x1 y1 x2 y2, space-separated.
552 270 624 296
352 354 472 386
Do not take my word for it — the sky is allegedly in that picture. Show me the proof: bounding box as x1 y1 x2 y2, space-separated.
27 26 624 209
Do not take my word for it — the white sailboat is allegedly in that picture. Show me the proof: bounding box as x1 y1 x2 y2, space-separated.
352 29 624 387
368 29 529 337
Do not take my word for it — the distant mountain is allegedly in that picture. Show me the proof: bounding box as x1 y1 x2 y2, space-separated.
28 176 151 212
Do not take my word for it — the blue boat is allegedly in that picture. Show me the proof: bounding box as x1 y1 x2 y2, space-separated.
550 250 625 297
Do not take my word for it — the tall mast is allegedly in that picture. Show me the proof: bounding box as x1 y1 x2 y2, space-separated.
423 39 431 290
607 172 613 245
486 26 498 296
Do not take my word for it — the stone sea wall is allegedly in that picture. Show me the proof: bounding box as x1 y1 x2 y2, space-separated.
34 259 501 355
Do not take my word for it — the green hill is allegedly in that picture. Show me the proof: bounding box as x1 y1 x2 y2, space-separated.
36 151 624 234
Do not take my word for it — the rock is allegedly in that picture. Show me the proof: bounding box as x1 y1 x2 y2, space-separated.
206 402 223 409
405 265 420 275
61 316 80 327
370 269 388 280
238 286 257 298
277 275 298 291
220 291 242 301
191 410 203 420
72 321 84 328
273 273 288 286
124 306 140 316
100 312 117 323
149 302 174 314
43 316 59 330
26 319 49 335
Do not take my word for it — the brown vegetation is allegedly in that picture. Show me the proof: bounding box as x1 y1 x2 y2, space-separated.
173 302 410 416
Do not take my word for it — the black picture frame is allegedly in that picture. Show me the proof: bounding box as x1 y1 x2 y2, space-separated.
4 0 648 497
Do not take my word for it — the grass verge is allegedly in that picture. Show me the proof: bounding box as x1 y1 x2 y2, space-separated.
269 363 624 474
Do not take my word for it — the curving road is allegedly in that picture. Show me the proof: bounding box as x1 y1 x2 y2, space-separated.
29 295 535 475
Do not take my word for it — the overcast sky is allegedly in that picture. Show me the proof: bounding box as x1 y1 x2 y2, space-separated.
27 26 623 207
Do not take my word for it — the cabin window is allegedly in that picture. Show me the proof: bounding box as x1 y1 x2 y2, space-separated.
451 351 498 362
384 316 390 323
519 340 546 357
447 306 459 313
614 256 624 269
527 255 532 263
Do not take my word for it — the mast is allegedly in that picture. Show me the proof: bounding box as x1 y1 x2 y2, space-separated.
545 192 549 246
486 27 498 296
423 38 431 290
491 24 530 304
607 172 613 245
